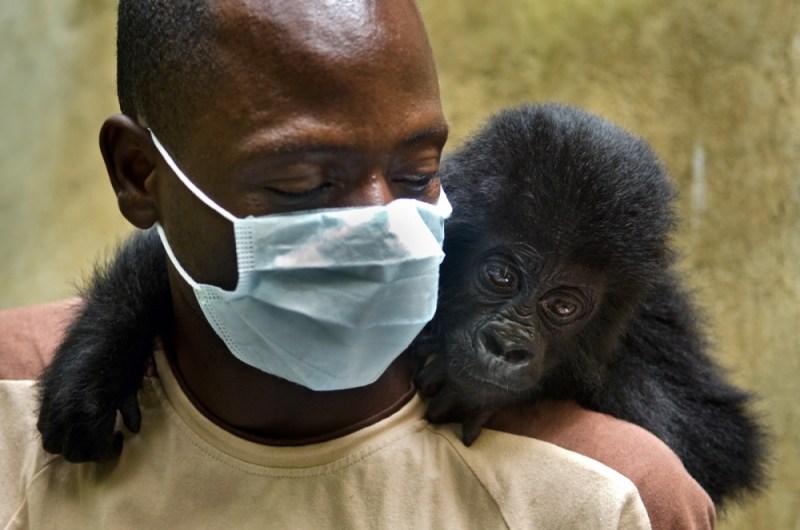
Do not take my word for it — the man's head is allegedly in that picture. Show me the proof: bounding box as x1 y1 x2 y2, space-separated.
116 0 215 148
101 0 447 296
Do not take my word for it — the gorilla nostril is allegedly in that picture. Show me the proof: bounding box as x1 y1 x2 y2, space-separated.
502 349 533 364
481 332 504 357
481 332 533 364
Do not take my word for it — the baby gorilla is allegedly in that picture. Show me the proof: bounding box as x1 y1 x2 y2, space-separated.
418 104 766 506
37 104 766 507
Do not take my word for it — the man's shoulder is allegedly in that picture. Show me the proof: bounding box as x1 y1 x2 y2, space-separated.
0 299 80 380
0 378 51 460
424 421 651 529
487 400 716 530
0 378 40 432
0 300 78 528
0 378 57 526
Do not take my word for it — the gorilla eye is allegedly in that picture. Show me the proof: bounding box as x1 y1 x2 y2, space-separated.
551 300 576 316
483 263 519 292
539 290 587 325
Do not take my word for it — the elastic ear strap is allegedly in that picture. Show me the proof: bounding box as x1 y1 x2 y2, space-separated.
436 188 453 218
149 130 238 223
155 223 200 289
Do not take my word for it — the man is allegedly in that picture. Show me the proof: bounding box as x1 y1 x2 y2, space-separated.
0 1 713 528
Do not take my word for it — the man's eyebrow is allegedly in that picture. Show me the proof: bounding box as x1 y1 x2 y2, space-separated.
240 125 449 158
400 126 449 147
264 142 351 156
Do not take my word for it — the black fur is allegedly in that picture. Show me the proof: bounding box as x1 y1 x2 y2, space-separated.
37 229 171 462
418 103 767 507
36 104 767 508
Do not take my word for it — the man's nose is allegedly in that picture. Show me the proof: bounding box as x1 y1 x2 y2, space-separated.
347 172 395 207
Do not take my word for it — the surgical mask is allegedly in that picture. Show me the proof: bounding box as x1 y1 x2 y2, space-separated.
150 131 451 391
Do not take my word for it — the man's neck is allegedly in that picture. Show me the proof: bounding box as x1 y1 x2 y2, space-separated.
165 290 420 446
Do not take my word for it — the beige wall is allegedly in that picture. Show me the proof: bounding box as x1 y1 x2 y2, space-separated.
0 0 798 527
0 0 130 307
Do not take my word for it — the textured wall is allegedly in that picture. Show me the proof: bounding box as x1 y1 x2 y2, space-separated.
0 0 130 308
0 0 798 527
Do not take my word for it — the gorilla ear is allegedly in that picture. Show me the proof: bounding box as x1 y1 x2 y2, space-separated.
99 114 160 230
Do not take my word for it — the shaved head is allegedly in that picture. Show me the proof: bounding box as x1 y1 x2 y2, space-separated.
117 0 215 145
116 0 437 158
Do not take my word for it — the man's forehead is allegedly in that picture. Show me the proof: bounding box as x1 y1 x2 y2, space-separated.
200 0 435 110
182 1 437 130
214 0 422 59
163 0 442 173
221 0 378 41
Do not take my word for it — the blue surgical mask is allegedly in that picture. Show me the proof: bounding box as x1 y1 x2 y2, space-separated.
150 131 451 391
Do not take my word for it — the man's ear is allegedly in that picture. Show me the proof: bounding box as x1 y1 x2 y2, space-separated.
99 115 160 230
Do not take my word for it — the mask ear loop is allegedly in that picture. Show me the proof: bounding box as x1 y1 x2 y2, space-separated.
155 223 200 289
149 130 240 289
149 130 238 224
435 188 453 218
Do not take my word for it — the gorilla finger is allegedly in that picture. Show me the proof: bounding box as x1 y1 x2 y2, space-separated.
417 362 447 397
65 431 123 463
426 392 459 423
37 420 65 455
461 411 494 447
121 393 142 433
409 335 443 358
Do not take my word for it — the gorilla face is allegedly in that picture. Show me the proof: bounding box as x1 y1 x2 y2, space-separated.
434 236 605 396
417 218 614 447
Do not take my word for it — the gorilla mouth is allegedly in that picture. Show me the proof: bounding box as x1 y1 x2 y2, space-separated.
461 354 542 394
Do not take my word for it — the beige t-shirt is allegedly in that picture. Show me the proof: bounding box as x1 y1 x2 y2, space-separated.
1 350 650 530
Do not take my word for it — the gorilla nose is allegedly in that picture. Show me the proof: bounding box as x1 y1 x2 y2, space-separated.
502 349 534 363
481 332 534 364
